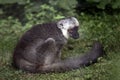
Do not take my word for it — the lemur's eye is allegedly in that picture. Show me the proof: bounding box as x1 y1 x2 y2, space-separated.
60 23 63 26
68 29 73 33
68 26 78 33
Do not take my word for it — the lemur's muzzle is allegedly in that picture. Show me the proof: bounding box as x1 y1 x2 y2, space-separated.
68 26 79 39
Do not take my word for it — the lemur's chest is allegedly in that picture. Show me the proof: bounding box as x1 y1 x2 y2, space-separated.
54 35 67 52
55 34 67 45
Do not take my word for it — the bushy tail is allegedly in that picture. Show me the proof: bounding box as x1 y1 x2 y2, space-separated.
40 41 105 73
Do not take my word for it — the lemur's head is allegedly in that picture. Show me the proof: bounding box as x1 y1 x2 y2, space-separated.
57 17 79 39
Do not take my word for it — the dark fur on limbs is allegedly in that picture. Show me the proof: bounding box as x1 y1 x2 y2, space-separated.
12 22 105 73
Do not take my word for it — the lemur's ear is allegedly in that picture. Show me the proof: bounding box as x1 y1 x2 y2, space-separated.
71 17 79 26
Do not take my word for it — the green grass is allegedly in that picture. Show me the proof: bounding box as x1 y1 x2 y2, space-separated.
0 13 120 80
0 38 118 80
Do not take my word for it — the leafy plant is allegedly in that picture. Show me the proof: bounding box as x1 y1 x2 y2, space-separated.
87 0 120 9
79 12 120 51
0 0 29 4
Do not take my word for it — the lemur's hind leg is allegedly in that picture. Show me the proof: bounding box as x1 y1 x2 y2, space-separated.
16 38 57 73
36 38 57 65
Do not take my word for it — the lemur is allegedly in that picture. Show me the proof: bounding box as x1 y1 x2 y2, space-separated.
12 17 105 73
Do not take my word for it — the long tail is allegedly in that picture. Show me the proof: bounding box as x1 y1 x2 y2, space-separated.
39 41 105 73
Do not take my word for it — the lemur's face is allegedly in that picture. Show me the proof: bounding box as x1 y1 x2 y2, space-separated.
68 26 79 39
57 17 79 39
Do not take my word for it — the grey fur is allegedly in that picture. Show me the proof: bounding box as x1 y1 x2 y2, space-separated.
12 17 105 73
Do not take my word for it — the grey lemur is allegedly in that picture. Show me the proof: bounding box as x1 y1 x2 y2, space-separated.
12 17 105 73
